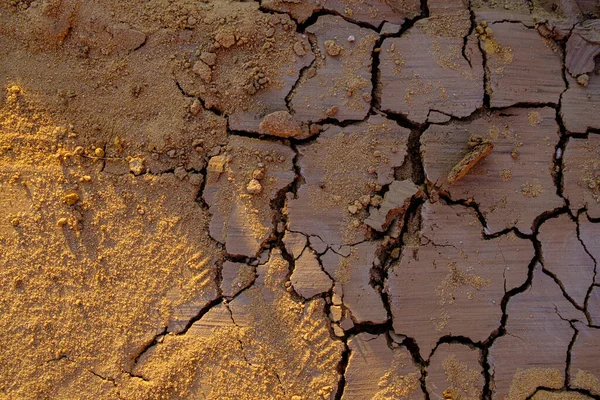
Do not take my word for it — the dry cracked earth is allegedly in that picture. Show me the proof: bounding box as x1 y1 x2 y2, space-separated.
1 0 600 399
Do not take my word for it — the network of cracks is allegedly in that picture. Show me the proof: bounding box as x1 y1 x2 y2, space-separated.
1 0 600 399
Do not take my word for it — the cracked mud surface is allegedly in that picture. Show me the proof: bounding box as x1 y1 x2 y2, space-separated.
1 0 600 399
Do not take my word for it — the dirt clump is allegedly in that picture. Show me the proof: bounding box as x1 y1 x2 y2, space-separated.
258 110 304 138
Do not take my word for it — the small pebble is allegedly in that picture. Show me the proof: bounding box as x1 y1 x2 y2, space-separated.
199 51 217 67
129 157 146 176
174 166 187 180
576 74 589 87
325 106 339 117
252 169 265 180
64 193 80 206
324 40 342 57
246 179 263 194
370 195 383 207
214 31 236 48
192 61 212 82
190 99 202 115
189 174 203 187
293 41 306 56
333 325 345 337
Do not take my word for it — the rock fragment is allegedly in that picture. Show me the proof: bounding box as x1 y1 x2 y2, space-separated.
199 51 217 67
288 39 304 56
380 22 403 35
364 180 419 232
329 306 342 322
192 61 212 82
214 31 236 49
246 179 262 194
324 40 342 56
258 110 304 139
206 155 227 182
174 166 187 181
189 99 202 115
577 73 590 87
128 157 146 176
64 192 80 206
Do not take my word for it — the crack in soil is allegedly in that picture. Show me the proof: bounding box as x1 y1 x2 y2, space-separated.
148 10 600 397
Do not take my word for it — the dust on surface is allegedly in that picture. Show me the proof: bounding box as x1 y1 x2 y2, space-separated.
507 368 564 400
442 354 483 399
0 86 221 398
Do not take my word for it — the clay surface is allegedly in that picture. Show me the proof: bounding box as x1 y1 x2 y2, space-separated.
1 0 599 398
